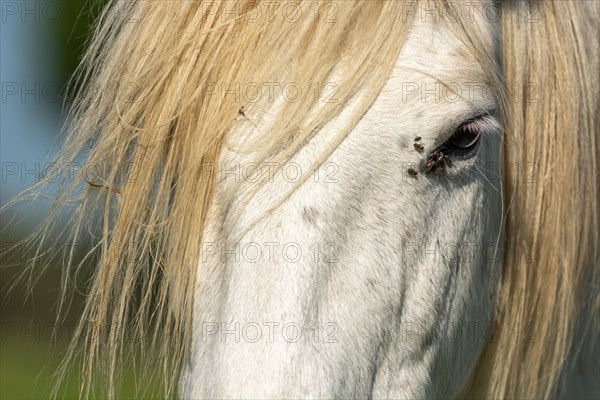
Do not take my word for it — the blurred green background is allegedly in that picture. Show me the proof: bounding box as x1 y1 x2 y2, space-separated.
0 1 158 398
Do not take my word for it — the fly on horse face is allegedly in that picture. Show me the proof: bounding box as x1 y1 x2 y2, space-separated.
10 0 599 399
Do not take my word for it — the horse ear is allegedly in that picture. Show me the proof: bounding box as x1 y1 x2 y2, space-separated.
467 1 600 398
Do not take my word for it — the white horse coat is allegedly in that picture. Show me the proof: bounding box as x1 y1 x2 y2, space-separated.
183 10 503 399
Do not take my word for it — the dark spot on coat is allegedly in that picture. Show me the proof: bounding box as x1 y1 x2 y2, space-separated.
302 207 318 224
398 137 410 149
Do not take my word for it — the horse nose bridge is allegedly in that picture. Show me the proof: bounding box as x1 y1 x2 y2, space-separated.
187 339 339 398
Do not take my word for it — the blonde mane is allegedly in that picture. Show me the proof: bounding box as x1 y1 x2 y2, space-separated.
8 1 598 398
468 2 599 398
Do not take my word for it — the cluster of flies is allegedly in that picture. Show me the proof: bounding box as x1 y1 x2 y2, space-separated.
407 136 451 178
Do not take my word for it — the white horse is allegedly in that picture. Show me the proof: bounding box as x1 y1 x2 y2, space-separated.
10 1 598 399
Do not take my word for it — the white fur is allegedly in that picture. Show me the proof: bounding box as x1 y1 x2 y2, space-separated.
181 11 504 399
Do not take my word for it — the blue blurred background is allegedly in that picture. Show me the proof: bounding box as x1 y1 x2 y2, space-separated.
0 2 132 398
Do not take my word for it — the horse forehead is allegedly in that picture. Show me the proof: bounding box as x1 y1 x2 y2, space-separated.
371 13 498 126
394 8 496 85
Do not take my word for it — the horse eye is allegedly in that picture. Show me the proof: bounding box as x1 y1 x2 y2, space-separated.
449 124 480 148
441 115 487 155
